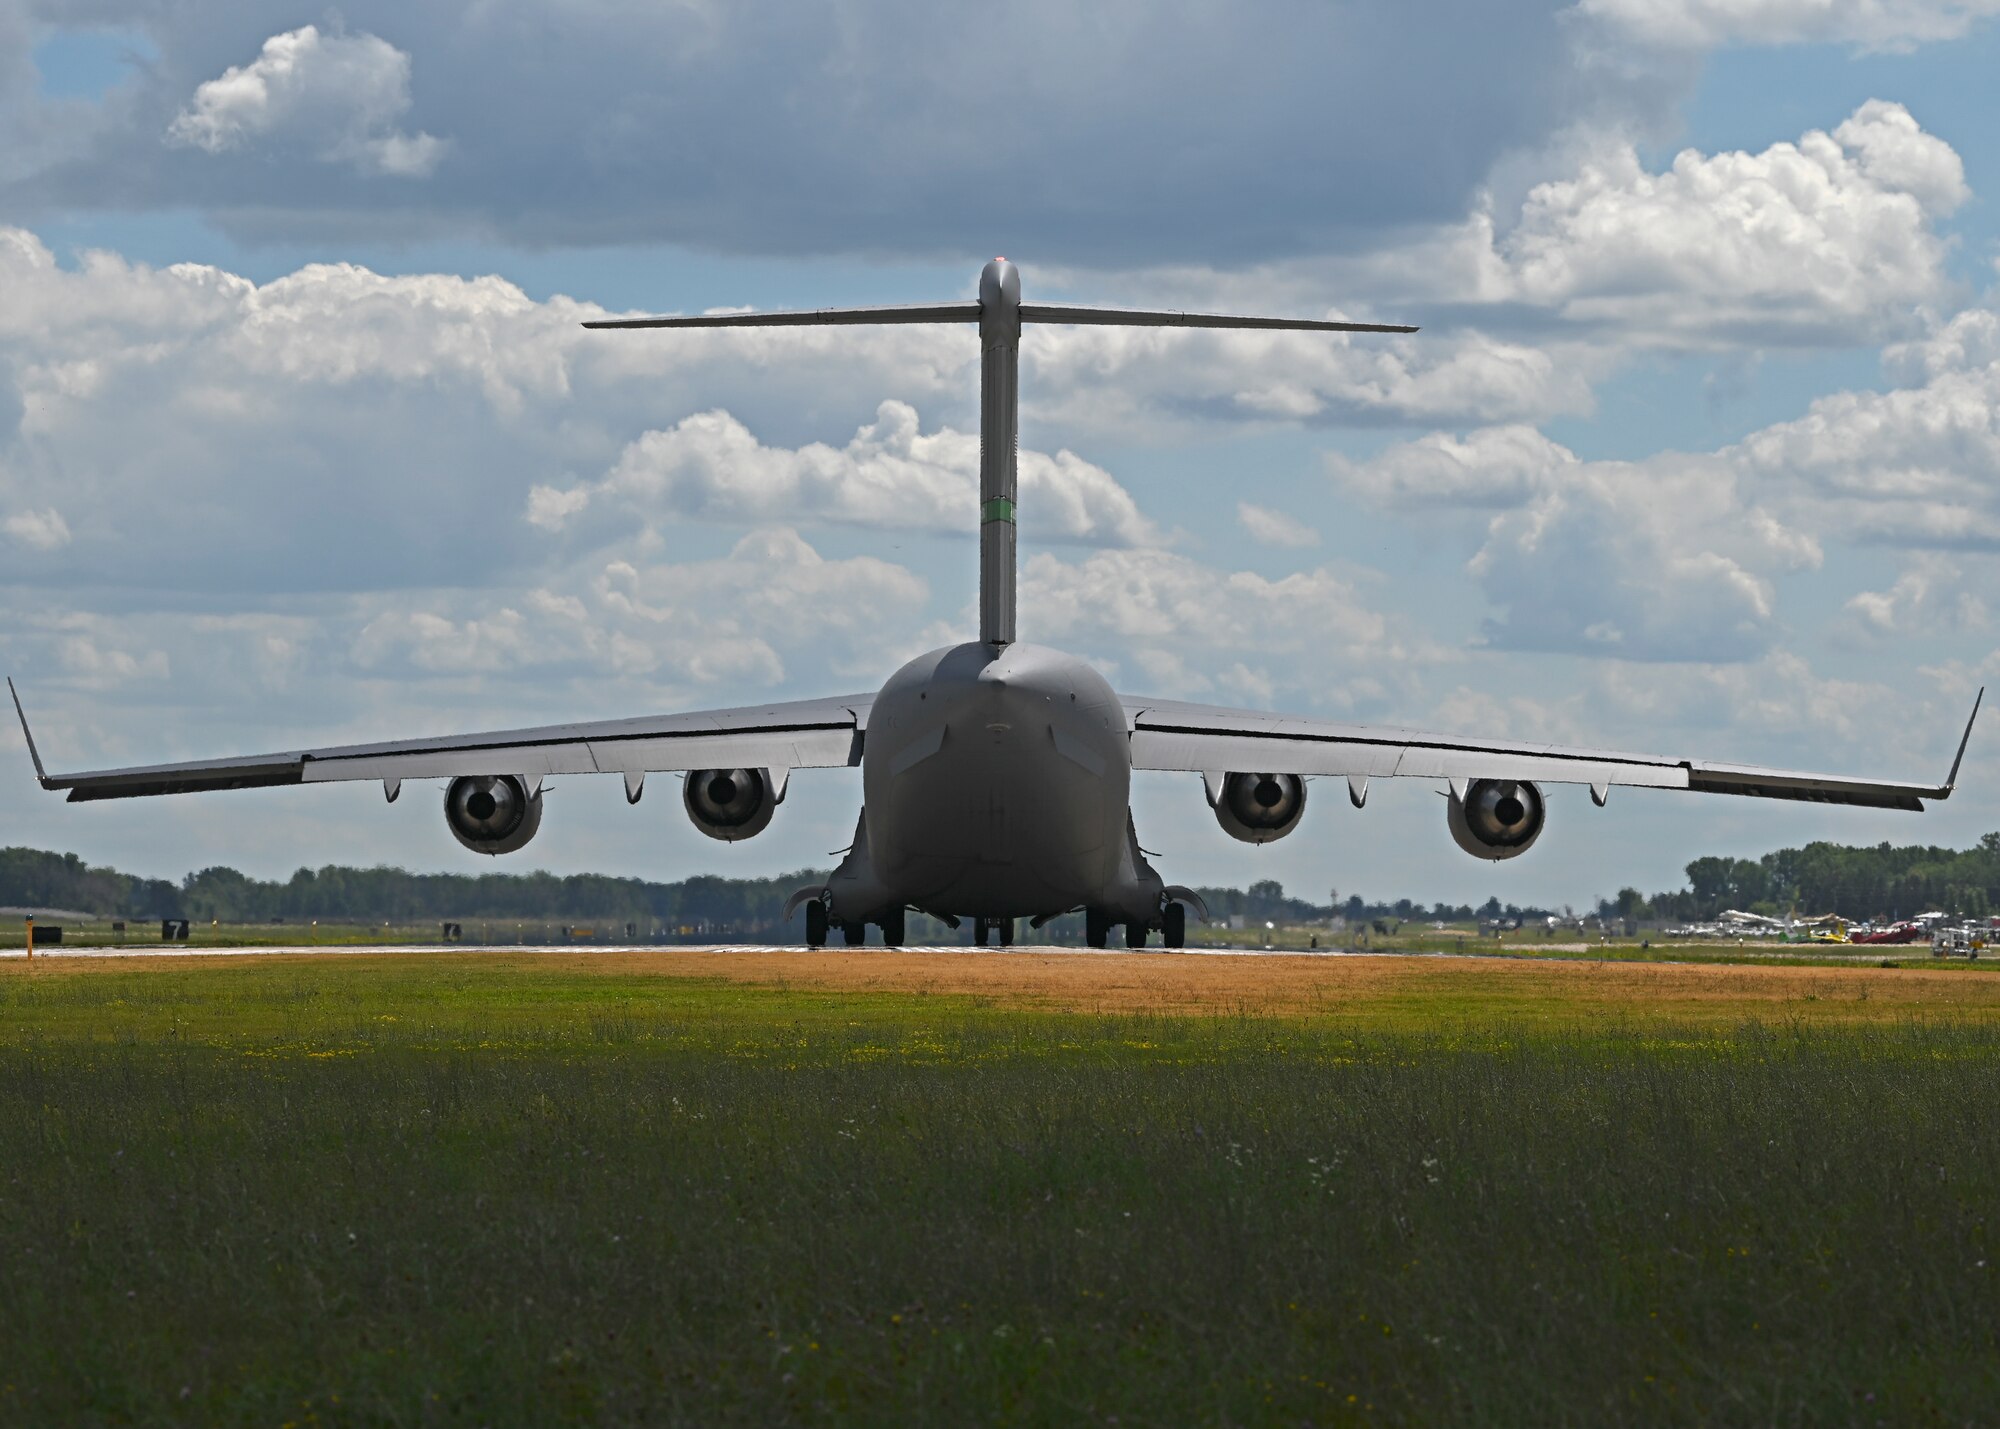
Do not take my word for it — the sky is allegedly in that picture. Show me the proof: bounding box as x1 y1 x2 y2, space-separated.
5 0 2000 910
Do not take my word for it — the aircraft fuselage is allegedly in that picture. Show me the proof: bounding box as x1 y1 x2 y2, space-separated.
825 641 1164 927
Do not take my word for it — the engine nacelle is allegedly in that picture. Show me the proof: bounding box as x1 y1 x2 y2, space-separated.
444 775 543 856
1447 778 1545 861
684 767 782 841
1209 771 1307 844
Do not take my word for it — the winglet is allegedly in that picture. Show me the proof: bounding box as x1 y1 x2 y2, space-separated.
1945 686 1983 793
7 678 53 789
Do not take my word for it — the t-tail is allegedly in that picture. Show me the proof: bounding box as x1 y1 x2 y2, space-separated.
584 259 1416 647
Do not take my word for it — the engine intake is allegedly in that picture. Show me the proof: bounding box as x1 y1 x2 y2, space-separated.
684 767 782 841
1210 771 1307 844
445 775 543 856
1447 778 1545 861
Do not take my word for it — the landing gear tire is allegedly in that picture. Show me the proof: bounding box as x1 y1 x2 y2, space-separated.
1125 921 1148 949
840 921 866 947
1086 908 1110 949
1162 902 1186 950
972 917 989 947
805 901 828 949
997 917 1015 948
880 906 906 948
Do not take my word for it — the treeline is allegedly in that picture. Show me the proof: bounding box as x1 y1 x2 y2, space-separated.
0 848 828 934
16 832 1998 935
1611 833 2000 924
0 850 1531 932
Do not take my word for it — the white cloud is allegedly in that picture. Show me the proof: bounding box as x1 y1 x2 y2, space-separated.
1466 452 1821 661
1021 547 1435 705
1333 426 1822 661
1024 321 1587 433
1466 101 1961 345
1573 0 2000 51
1326 426 1567 510
346 530 925 691
3 507 71 549
534 400 1164 547
1236 502 1320 547
1087 102 1966 355
1841 557 1989 638
168 25 447 178
1733 319 2000 547
1323 266 2000 664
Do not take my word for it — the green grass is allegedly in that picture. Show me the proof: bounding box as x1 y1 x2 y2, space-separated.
5 960 2000 1425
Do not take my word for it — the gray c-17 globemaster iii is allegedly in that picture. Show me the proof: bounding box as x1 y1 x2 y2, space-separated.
9 259 1986 948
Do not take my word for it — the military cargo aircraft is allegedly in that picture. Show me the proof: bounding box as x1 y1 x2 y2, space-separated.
9 260 1983 948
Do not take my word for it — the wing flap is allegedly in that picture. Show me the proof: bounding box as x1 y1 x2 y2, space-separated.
1125 693 1978 813
1129 728 1688 792
34 694 871 802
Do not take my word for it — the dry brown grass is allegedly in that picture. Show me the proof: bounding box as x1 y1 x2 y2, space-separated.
13 946 2000 1024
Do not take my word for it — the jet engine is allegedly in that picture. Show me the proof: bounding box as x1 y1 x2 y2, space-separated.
444 775 543 856
1446 778 1545 861
1210 771 1307 844
684 767 782 841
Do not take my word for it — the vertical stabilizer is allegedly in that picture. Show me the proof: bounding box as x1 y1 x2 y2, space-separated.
977 259 1022 646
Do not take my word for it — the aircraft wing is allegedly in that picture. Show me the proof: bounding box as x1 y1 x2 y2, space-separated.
1121 692 1982 813
9 681 870 803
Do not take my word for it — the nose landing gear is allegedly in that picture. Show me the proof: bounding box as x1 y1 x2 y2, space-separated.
971 917 1015 947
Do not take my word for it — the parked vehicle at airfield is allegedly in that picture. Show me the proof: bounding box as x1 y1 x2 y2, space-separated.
1933 925 1987 959
7 260 1986 949
1852 921 1929 945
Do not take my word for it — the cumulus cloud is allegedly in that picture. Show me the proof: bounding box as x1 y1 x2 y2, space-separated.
3 507 71 549
1085 101 1966 358
1325 426 1567 510
531 401 1161 547
1466 454 1820 662
1489 101 1962 342
1573 0 2000 51
168 25 447 177
1022 547 1435 706
1342 100 1967 349
298 530 926 691
1024 321 1585 433
1236 502 1319 547
1731 306 2000 548
1326 267 2000 663
1841 558 1989 639
1332 426 1822 661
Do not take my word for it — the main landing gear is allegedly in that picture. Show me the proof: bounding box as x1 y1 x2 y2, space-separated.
1084 902 1188 950
803 902 907 949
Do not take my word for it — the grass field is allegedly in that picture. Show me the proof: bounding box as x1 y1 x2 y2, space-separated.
5 952 2000 1425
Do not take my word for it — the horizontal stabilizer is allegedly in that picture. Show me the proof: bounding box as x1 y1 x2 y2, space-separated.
1019 303 1416 333
584 302 979 330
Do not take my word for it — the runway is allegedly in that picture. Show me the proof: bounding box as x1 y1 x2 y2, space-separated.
0 939 1954 967
10 941 1476 961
